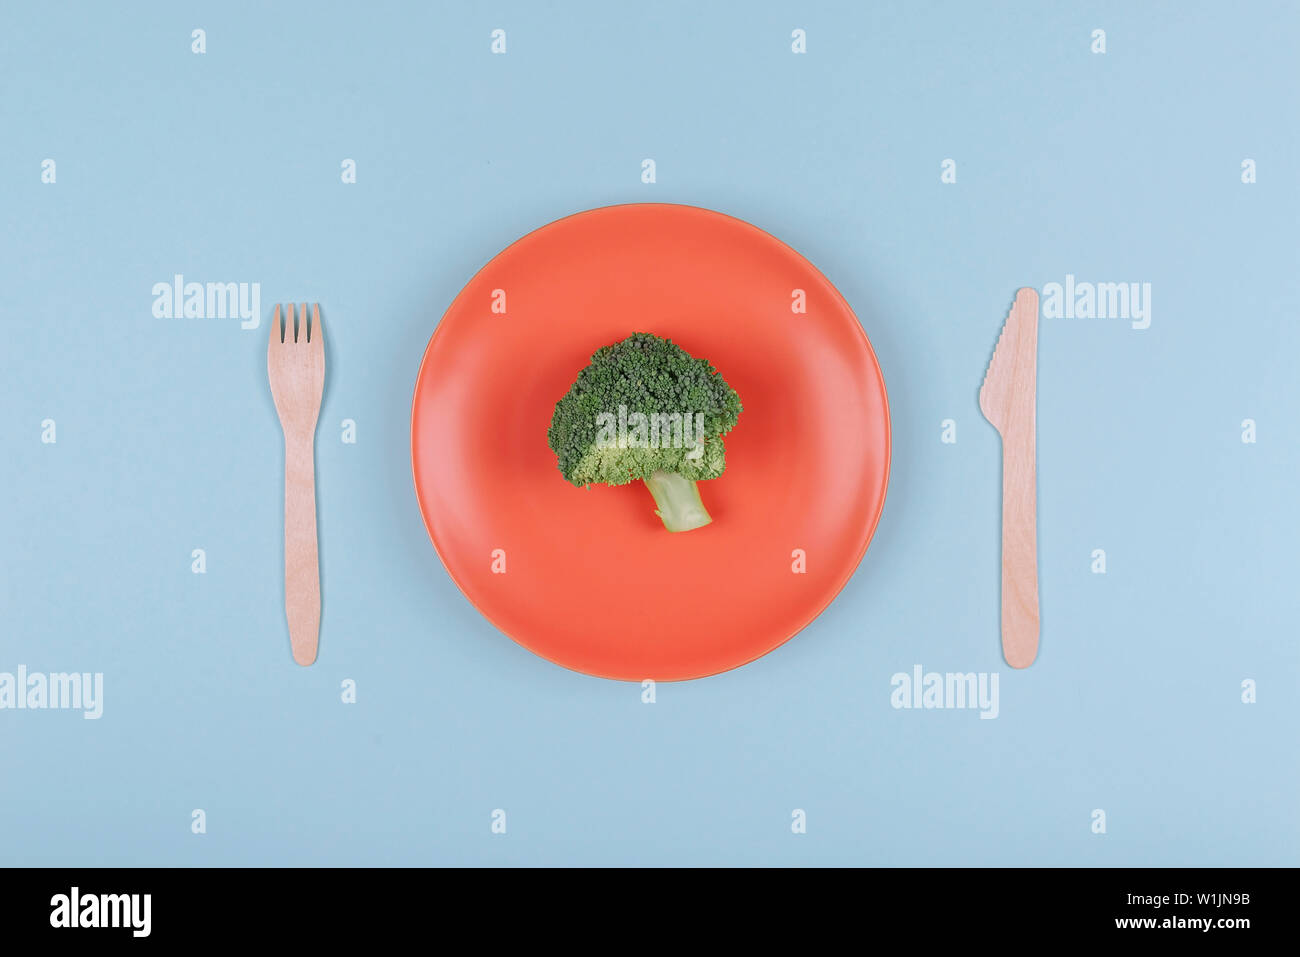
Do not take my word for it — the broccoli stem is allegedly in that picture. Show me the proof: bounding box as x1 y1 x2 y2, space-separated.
643 469 713 533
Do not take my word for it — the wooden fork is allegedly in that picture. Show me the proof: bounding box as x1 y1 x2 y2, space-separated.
268 303 325 666
979 288 1039 669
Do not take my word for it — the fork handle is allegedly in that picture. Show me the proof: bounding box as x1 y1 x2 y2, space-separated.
999 427 1038 668
283 433 320 666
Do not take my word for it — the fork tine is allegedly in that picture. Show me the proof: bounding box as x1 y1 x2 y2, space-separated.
288 302 298 343
301 302 309 342
269 304 282 348
310 303 321 347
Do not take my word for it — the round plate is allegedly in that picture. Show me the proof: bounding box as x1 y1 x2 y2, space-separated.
412 204 890 681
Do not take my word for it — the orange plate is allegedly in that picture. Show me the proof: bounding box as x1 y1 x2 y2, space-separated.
411 204 890 681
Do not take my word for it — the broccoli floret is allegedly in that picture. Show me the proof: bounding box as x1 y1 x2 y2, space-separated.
547 332 742 532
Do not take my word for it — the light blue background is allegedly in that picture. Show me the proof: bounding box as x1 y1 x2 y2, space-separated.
2 0 1296 866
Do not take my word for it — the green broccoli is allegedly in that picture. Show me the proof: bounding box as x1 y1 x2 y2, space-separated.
547 332 743 532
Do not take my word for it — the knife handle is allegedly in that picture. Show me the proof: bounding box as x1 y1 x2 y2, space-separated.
999 428 1038 668
283 433 320 666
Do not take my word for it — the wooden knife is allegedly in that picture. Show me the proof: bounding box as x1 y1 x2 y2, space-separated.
979 287 1040 668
